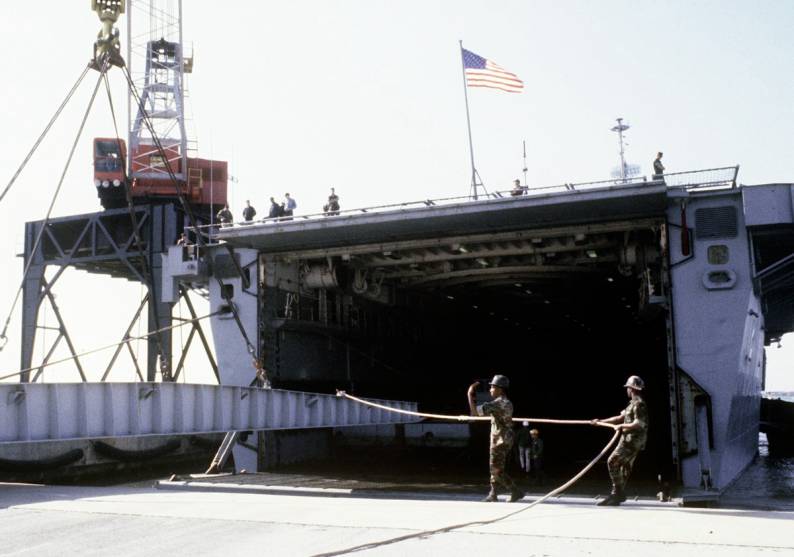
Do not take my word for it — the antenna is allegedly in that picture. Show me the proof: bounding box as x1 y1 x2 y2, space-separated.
610 117 634 182
522 140 528 187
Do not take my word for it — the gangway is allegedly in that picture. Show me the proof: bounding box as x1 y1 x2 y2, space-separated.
0 382 416 444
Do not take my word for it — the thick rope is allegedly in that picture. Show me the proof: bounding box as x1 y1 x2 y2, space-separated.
0 311 218 382
312 424 621 557
336 390 616 429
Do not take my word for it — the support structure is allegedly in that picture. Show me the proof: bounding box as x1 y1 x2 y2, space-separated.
19 203 181 383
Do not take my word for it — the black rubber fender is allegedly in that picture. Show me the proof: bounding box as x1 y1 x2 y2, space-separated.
0 448 84 472
188 435 222 450
92 439 181 462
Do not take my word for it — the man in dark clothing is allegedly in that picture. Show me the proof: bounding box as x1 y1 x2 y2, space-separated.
510 179 525 196
653 152 665 180
216 204 233 227
267 197 281 219
324 187 340 216
468 375 524 503
529 428 544 485
594 375 649 506
517 421 531 474
242 200 257 223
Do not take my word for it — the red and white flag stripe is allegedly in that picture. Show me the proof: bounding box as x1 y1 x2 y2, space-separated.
466 61 524 93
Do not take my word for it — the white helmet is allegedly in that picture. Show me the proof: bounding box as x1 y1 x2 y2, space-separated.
623 375 645 390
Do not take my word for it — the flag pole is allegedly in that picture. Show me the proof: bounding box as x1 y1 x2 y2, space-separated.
459 40 484 200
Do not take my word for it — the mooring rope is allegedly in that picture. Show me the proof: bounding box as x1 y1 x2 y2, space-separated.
336 390 617 429
314 398 621 557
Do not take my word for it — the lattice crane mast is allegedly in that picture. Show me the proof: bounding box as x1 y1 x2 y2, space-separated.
89 0 227 211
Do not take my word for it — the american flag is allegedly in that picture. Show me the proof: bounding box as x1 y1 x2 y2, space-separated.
462 48 524 93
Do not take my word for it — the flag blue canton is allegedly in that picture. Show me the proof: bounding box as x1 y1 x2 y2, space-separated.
462 49 487 69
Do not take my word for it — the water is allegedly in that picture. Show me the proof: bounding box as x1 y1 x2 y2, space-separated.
763 391 794 403
721 433 794 510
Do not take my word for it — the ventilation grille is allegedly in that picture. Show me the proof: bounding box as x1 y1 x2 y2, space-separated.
695 206 738 239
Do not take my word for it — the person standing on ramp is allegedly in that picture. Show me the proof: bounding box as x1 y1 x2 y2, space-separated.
467 375 524 503
594 375 649 506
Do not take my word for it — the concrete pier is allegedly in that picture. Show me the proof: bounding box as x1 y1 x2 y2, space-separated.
1 483 791 556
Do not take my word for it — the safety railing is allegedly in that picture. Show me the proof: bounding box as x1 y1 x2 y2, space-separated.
661 165 739 190
192 165 739 237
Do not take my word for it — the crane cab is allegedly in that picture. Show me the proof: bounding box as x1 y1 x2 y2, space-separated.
94 137 128 209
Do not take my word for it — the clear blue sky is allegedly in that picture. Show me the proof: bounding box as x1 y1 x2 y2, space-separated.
0 1 792 387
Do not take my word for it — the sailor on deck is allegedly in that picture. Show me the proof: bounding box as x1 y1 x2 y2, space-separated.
653 152 665 180
216 204 233 227
242 200 257 223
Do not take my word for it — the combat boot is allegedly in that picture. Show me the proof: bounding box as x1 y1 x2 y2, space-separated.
596 494 615 506
597 487 625 506
482 490 498 502
509 488 525 502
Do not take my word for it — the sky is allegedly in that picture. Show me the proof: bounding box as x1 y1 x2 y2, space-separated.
0 0 793 389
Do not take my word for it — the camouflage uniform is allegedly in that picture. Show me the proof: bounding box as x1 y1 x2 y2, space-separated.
607 397 649 492
478 396 518 493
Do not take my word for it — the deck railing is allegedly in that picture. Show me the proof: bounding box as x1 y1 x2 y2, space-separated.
192 165 739 237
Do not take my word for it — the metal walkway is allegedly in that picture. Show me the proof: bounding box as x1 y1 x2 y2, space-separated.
0 382 417 444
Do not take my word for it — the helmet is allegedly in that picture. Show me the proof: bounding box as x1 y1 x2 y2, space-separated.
623 375 645 391
522 420 529 427
489 374 510 389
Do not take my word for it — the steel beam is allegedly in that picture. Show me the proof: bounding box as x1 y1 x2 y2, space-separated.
147 205 176 381
101 295 149 381
274 219 662 262
20 223 46 383
179 286 218 382
0 383 418 443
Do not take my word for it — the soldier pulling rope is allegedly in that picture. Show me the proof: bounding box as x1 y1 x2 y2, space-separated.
337 373 648 507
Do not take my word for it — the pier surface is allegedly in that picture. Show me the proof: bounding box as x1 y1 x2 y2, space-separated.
1 482 791 556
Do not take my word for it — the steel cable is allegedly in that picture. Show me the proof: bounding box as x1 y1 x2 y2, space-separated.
120 64 258 358
0 63 108 352
102 70 170 378
0 310 219 382
0 65 91 205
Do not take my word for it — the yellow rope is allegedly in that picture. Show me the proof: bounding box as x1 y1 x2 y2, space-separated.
336 390 617 429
